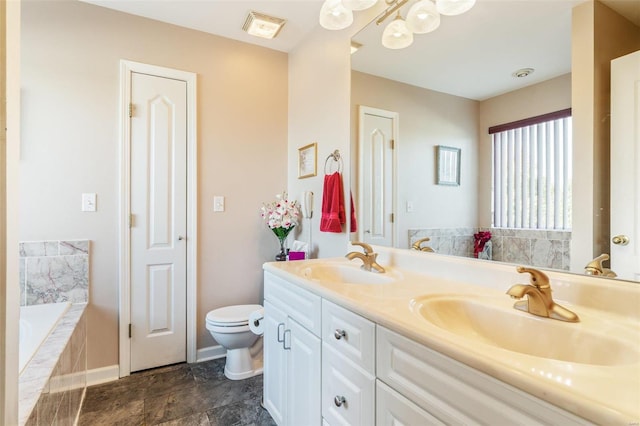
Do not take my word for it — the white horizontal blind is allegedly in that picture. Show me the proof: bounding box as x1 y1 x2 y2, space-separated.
491 113 572 230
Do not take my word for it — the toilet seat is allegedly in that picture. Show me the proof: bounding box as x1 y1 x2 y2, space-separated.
206 304 262 327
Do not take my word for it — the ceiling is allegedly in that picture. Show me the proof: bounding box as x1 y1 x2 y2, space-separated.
82 0 639 100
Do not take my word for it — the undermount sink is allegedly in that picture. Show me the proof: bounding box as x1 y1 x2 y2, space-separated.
412 295 640 366
299 262 397 285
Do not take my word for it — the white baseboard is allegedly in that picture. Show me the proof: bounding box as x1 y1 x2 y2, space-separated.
196 345 227 362
86 365 120 386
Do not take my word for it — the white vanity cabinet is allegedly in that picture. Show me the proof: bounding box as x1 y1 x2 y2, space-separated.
263 272 322 426
321 300 376 425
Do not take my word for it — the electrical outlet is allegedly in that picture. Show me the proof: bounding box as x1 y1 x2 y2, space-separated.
82 193 97 212
213 196 225 212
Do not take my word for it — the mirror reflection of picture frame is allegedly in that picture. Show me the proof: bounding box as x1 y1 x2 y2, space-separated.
298 142 317 179
437 145 461 186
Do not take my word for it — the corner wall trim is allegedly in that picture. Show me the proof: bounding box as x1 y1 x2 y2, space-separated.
86 365 120 387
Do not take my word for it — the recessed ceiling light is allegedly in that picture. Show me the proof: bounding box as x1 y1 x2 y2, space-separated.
351 41 363 54
242 11 286 39
512 68 535 78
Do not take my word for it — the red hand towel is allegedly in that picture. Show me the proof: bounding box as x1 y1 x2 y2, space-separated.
320 172 344 233
350 191 357 233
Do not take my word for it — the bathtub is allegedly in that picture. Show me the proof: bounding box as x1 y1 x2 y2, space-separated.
19 302 71 375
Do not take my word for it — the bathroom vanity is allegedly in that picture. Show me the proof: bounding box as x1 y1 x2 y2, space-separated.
262 247 640 425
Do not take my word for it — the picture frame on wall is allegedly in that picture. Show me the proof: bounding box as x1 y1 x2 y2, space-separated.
437 145 461 186
298 142 317 179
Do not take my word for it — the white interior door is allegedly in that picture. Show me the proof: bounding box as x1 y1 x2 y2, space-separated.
359 106 397 247
130 71 187 371
611 50 640 281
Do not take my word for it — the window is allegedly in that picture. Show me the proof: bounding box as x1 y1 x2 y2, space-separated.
490 109 572 230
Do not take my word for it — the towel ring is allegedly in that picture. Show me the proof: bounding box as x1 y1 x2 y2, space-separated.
324 150 343 174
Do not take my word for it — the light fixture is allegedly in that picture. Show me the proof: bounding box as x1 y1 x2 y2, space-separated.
319 0 354 30
242 11 286 39
351 41 363 54
382 11 414 49
406 0 440 34
342 0 378 11
435 0 476 16
512 68 535 78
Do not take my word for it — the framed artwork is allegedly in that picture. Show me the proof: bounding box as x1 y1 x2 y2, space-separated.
298 142 317 179
437 145 461 186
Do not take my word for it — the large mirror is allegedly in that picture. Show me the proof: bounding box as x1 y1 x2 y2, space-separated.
350 0 640 282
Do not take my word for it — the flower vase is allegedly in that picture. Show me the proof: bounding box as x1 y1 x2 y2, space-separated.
272 226 294 261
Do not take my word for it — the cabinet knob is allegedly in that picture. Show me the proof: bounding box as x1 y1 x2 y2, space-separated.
334 395 346 407
334 329 346 340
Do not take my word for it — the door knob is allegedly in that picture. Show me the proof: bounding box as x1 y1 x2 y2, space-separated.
612 235 629 245
178 235 185 241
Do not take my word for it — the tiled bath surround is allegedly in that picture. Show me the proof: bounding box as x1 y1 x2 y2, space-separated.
21 304 87 426
19 240 90 305
409 228 571 270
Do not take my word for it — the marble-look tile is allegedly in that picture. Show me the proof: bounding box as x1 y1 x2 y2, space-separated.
144 375 263 424
208 395 276 426
25 255 88 304
562 240 571 270
20 241 59 257
59 240 89 255
531 239 564 270
490 236 503 262
54 390 72 425
77 398 145 426
20 258 26 306
501 237 532 265
452 236 473 257
157 412 211 426
547 230 571 241
36 370 61 426
190 358 226 384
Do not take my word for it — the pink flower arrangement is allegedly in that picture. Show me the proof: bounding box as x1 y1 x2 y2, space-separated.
260 192 300 231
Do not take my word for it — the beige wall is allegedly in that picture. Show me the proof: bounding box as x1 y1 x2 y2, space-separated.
351 71 479 248
571 1 640 271
478 73 572 227
4 0 21 422
21 1 288 369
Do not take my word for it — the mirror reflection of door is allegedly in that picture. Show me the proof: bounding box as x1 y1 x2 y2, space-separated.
610 50 640 281
358 106 397 247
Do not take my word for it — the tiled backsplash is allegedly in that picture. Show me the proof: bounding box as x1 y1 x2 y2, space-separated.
409 228 571 270
19 240 90 305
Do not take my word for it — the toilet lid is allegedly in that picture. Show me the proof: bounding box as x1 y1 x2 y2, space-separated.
206 304 262 325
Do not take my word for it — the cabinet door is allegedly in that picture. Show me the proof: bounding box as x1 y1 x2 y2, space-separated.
376 380 444 426
264 301 287 426
287 318 322 426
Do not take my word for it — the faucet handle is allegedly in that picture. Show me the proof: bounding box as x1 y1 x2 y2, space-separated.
584 253 609 275
351 241 374 254
412 237 431 250
516 266 550 289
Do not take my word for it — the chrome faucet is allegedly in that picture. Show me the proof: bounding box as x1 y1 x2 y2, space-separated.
411 237 435 252
584 253 617 277
506 266 579 322
346 242 385 273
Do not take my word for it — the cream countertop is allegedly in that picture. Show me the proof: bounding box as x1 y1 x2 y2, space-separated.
263 250 640 425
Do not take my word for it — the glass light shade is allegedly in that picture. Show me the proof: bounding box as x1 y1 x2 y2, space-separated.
319 0 354 30
342 0 378 11
381 16 414 49
435 0 476 16
406 0 440 34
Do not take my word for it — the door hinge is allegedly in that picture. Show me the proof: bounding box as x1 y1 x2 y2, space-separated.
129 213 134 228
390 139 395 149
128 323 132 339
128 103 134 118
391 213 395 223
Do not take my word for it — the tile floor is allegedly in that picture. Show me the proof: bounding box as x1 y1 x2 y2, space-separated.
78 358 276 425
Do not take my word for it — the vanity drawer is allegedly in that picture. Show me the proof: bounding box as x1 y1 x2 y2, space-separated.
322 299 375 374
376 380 444 426
376 326 591 425
322 343 375 426
264 272 321 337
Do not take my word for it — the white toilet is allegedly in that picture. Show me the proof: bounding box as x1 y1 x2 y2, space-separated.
205 304 264 380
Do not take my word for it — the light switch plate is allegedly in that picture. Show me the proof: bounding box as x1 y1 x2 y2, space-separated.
213 196 225 212
82 193 97 212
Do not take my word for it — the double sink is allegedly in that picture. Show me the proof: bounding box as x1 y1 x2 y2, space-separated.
297 260 640 367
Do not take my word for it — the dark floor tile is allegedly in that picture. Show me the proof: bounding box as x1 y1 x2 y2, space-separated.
155 412 211 426
82 365 195 414
207 396 275 426
190 358 226 384
77 398 145 426
144 375 263 424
